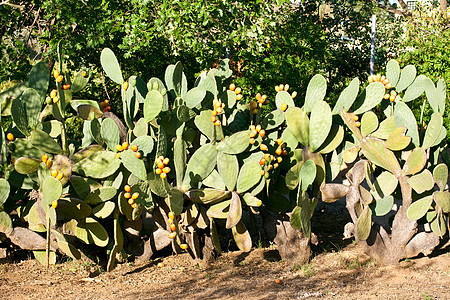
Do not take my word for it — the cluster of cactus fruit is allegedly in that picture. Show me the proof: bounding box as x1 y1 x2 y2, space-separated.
0 40 448 269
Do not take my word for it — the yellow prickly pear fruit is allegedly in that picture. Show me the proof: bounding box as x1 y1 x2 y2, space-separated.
50 89 57 98
279 84 284 91
56 75 64 83
180 244 188 250
284 84 289 91
383 93 390 99
281 103 288 112
168 212 175 220
132 192 139 199
51 170 58 178
168 232 177 239
42 154 49 163
131 203 137 209
291 91 297 98
53 70 59 78
375 74 381 81
229 83 236 91
250 100 258 110
46 160 53 168
116 144 123 152
155 168 162 175
353 115 359 121
385 83 392 89
235 87 242 95
368 75 374 83
236 94 243 101
124 185 131 192
122 142 129 150
52 96 59 103
256 200 262 207
128 199 135 205
380 75 386 82
249 138 256 144
124 192 131 199
52 200 58 209
355 121 361 127
275 85 280 92
256 124 261 132
56 172 64 180
160 172 167 179
122 81 129 91
214 120 221 126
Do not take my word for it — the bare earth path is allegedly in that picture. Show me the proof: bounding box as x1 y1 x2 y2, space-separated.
0 244 449 300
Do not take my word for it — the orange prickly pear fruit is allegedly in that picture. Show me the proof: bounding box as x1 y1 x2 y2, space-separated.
229 83 236 91
281 103 288 112
6 133 14 141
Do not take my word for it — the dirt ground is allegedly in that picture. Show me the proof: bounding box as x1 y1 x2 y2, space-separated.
0 243 449 300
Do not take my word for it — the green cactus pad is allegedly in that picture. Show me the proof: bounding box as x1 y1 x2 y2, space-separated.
261 109 285 131
353 82 385 115
73 150 121 179
332 77 360 115
76 105 103 121
424 78 446 115
84 187 117 205
236 161 261 194
206 199 231 219
385 127 411 151
85 217 109 247
133 118 148 137
173 137 186 186
371 117 396 140
432 164 448 191
56 198 92 220
168 188 184 216
303 74 327 113
395 65 416 92
182 143 218 190
144 90 164 122
275 91 295 111
422 112 443 150
41 120 62 138
218 131 249 154
360 137 401 176
42 176 62 205
70 70 89 93
356 205 372 241
386 59 400 87
407 169 434 194
70 145 104 164
285 161 303 190
242 193 261 207
317 125 344 154
231 221 252 252
28 61 50 97
14 157 41 174
11 139 44 159
54 234 81 260
202 169 226 190
370 195 394 217
100 48 124 84
371 171 398 200
29 130 62 154
11 97 30 136
89 118 103 145
0 178 10 206
290 206 302 230
285 107 309 146
0 211 12 233
221 90 237 109
226 192 242 229
430 213 447 237
187 189 231 205
299 160 316 192
309 101 332 152
184 86 206 108
165 61 186 98
21 88 42 130
403 75 427 102
147 172 169 197
433 191 450 213
360 111 379 137
407 195 433 220
402 147 426 176
101 118 120 152
217 152 239 191
280 127 298 151
120 149 147 181
130 136 154 156
194 110 224 141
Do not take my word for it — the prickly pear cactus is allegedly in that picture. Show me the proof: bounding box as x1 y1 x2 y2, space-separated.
321 60 449 264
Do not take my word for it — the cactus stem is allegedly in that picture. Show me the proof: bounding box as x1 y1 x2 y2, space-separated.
419 98 426 127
